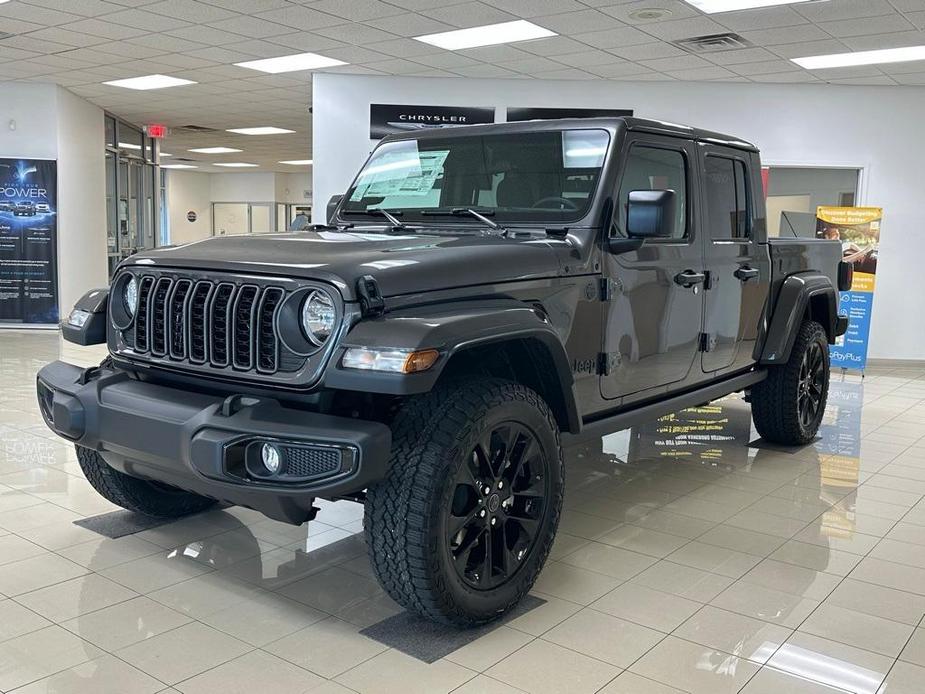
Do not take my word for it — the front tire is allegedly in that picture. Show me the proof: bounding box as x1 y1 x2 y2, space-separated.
752 320 830 445
76 446 216 518
365 378 564 626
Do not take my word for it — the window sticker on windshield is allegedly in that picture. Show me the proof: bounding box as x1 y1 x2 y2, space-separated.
350 150 449 201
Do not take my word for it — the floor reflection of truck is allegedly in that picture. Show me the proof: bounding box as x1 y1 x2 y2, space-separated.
13 201 35 216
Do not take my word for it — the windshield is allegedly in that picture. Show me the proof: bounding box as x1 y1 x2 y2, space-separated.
343 128 610 224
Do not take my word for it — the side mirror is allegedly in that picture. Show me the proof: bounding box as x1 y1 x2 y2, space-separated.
626 190 676 239
61 288 108 346
326 194 343 225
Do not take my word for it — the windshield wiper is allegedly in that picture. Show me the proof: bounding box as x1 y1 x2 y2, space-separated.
342 208 406 231
422 208 506 234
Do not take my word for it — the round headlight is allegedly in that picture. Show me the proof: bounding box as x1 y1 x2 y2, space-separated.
301 290 336 346
124 276 138 317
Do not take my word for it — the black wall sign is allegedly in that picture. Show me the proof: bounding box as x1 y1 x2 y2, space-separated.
370 104 495 139
507 107 634 122
0 158 58 325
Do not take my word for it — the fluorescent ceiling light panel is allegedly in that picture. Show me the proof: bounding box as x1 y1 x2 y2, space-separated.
279 159 313 165
792 45 925 69
161 164 197 169
683 0 817 12
214 162 258 167
414 20 556 50
117 142 141 150
103 74 196 90
234 52 346 74
188 147 242 154
226 127 296 135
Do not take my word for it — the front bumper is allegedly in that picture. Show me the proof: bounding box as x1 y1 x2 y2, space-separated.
36 361 391 524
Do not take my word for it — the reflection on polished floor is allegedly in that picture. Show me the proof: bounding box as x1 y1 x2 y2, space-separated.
2 331 925 694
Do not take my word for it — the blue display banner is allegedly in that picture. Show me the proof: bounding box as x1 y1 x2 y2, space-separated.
815 206 882 372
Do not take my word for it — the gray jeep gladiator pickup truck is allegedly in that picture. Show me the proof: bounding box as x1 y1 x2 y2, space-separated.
37 117 849 626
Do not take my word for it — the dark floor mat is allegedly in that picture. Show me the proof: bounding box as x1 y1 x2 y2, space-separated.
361 594 545 663
73 510 173 538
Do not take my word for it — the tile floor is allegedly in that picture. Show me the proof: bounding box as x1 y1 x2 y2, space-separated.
2 329 925 693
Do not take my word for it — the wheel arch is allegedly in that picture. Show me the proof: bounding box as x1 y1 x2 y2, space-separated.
760 272 838 365
323 299 581 434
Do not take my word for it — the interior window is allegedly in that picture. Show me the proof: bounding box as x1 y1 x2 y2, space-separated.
705 155 751 239
615 145 687 239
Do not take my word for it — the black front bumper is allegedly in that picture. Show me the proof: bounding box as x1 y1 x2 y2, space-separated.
36 361 391 524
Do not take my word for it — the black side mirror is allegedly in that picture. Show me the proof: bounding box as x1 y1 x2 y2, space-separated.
61 288 108 346
326 194 343 225
627 190 676 239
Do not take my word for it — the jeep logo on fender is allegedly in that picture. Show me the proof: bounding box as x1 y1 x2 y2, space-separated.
369 104 495 139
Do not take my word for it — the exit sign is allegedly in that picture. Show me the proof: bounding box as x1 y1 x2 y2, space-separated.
146 124 167 138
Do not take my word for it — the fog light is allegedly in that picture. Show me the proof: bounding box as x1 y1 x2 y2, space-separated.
261 443 281 474
67 308 91 328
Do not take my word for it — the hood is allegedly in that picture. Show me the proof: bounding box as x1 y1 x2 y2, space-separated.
124 229 567 300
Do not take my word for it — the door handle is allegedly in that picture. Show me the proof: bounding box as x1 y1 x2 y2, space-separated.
674 270 706 288
734 266 760 281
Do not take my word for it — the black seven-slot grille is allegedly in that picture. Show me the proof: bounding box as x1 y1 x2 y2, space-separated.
130 275 287 374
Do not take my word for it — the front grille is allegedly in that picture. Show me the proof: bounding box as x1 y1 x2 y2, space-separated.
128 274 286 375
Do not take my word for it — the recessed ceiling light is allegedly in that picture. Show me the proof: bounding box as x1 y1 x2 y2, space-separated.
188 147 242 154
234 52 346 74
161 164 198 169
683 0 818 13
214 162 259 167
278 159 313 165
226 127 296 135
629 8 673 20
414 20 556 50
103 74 196 90
792 45 925 69
117 142 141 150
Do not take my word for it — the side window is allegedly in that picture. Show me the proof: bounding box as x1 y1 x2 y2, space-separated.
705 155 750 239
615 145 687 240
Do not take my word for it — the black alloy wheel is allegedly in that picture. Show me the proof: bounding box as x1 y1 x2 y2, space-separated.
798 340 826 430
448 422 548 590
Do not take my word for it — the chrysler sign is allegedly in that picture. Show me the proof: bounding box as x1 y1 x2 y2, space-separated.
369 104 495 139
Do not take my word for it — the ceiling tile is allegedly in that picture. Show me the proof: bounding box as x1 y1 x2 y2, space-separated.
497 55 564 73
665 65 736 80
254 5 345 31
728 59 801 76
584 62 655 79
21 0 125 16
266 33 347 52
714 6 810 31
422 2 516 28
641 54 714 71
365 37 445 57
572 25 655 49
22 26 113 47
366 12 454 37
531 66 597 79
535 9 627 34
794 0 896 22
605 42 687 61
554 49 629 68
450 63 520 78
830 75 897 85
705 47 779 65
456 44 535 63
737 23 831 46
310 0 407 21
638 16 729 41
769 39 850 59
819 14 914 38
206 15 291 38
600 0 699 24
144 0 240 23
314 23 398 45
838 30 925 51
0 3 82 25
486 0 586 18
516 36 593 56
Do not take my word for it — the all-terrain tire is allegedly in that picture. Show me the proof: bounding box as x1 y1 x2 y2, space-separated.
752 320 830 445
364 378 564 626
76 445 216 517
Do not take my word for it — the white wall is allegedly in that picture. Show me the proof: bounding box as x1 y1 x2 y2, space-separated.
275 172 312 205
210 172 275 202
313 73 925 361
166 170 212 245
0 82 106 323
55 87 107 315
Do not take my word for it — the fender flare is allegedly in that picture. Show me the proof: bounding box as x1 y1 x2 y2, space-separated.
760 272 838 365
323 299 581 432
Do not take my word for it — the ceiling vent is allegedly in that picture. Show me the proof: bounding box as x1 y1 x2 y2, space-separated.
173 125 219 133
672 32 753 54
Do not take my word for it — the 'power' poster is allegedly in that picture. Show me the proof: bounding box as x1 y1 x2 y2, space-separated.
0 158 58 325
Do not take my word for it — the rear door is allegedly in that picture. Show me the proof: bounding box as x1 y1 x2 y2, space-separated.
601 134 705 401
699 146 771 374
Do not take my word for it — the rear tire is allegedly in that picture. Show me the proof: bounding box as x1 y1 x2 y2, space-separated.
364 378 564 626
76 445 216 518
752 320 829 445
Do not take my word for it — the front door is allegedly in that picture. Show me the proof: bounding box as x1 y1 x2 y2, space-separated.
601 135 705 401
698 145 771 374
